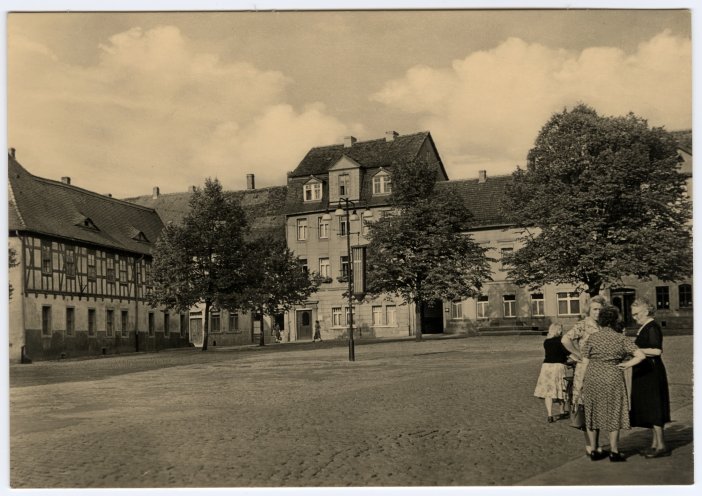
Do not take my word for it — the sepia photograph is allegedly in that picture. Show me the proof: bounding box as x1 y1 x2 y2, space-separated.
3 1 696 493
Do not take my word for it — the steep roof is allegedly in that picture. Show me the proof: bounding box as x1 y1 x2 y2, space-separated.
125 185 289 241
437 175 514 229
671 129 692 155
8 155 164 255
290 131 447 178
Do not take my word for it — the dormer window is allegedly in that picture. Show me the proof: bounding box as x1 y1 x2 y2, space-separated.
339 174 349 197
303 178 322 202
73 212 99 231
373 170 392 195
128 226 149 243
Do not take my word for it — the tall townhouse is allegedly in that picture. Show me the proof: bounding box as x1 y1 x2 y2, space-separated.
8 152 189 362
125 174 289 347
283 131 449 341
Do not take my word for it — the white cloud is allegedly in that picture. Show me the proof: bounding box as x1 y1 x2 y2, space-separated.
372 31 692 179
8 25 358 197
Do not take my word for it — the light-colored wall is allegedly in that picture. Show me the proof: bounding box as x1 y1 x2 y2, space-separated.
8 236 24 362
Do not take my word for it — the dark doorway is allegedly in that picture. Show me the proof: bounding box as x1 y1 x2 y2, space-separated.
421 300 444 334
611 289 636 327
296 310 312 340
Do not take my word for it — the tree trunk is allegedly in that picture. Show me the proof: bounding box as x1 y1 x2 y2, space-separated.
415 301 423 341
259 307 265 347
202 300 210 351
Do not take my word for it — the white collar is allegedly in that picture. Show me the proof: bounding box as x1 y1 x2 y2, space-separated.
636 317 655 336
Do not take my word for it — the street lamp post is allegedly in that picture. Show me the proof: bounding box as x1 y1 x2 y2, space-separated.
326 198 372 362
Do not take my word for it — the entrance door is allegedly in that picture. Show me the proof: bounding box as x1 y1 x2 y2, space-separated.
421 300 444 334
611 289 636 327
189 318 203 347
296 310 312 340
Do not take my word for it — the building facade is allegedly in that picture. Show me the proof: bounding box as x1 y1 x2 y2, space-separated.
8 153 190 362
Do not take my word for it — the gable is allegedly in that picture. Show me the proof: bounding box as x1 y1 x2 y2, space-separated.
328 155 362 172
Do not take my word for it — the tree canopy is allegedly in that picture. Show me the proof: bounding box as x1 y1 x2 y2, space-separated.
147 178 249 350
365 158 492 340
501 104 692 296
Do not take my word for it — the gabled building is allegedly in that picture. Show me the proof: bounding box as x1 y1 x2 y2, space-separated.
125 174 289 347
8 152 189 362
284 131 448 340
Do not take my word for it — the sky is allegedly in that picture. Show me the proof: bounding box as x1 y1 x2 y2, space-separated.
6 8 692 198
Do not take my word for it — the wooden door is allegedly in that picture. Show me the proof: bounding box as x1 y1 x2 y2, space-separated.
189 318 203 347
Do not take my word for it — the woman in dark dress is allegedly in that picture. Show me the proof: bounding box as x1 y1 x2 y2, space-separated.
629 297 671 458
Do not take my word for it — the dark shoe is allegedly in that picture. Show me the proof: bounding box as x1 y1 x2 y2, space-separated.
609 452 626 462
639 446 657 456
560 412 570 419
589 450 608 461
547 416 555 423
645 448 672 459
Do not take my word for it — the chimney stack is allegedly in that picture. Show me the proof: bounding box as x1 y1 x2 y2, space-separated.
246 174 255 190
107 193 112 198
152 186 160 199
61 177 71 185
385 130 399 142
9 148 16 158
478 170 487 183
343 136 357 148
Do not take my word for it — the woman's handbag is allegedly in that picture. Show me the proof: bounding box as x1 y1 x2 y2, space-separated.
570 404 585 430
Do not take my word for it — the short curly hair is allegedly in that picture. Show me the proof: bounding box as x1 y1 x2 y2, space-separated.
596 305 621 329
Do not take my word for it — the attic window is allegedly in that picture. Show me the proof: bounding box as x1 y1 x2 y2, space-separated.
133 231 149 243
303 178 322 202
372 170 392 195
75 216 99 231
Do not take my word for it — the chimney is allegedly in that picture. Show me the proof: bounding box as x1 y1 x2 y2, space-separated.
152 186 160 199
107 193 112 198
188 185 196 193
246 174 255 190
478 170 487 183
61 177 71 185
9 147 16 158
343 136 357 148
385 130 399 142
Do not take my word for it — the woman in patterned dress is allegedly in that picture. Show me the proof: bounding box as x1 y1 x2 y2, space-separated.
533 323 570 423
582 306 646 461
561 295 607 450
629 298 671 458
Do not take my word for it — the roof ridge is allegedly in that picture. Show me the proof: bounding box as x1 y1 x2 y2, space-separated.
309 131 430 151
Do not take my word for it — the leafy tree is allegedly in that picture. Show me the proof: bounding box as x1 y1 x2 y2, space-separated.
9 246 18 300
147 178 249 351
237 235 321 346
365 159 492 340
501 104 692 296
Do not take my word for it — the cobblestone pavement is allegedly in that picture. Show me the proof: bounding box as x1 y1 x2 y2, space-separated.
9 335 693 488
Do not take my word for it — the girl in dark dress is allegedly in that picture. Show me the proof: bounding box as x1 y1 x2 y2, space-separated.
630 297 671 458
533 324 569 423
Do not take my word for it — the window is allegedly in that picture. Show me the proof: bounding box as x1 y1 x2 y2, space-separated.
372 306 383 325
332 307 343 326
502 294 516 318
373 173 392 194
119 258 128 284
339 174 350 197
88 309 96 336
679 284 692 308
344 307 355 326
386 305 397 326
65 248 76 278
477 295 489 319
42 306 52 335
41 241 52 275
106 256 116 283
229 312 239 333
531 293 545 317
66 308 75 336
361 212 371 236
297 218 308 241
303 182 322 202
121 310 128 336
164 312 170 336
145 262 153 288
87 250 97 281
148 312 155 336
557 292 581 316
340 256 349 277
211 312 221 332
656 286 670 310
318 217 330 239
319 258 331 278
299 258 308 273
180 314 188 337
339 217 349 236
500 247 513 269
451 301 463 319
106 309 114 337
